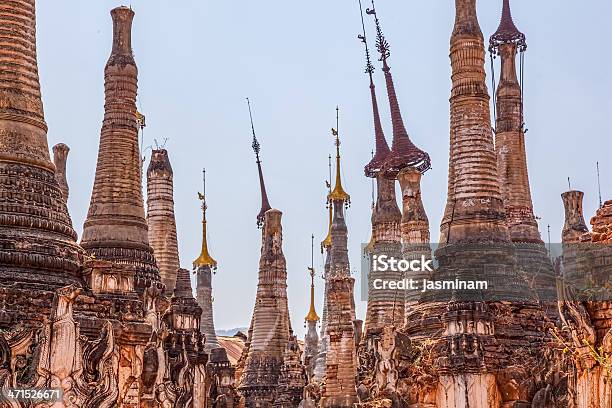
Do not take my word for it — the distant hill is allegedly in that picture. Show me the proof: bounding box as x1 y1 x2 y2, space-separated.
216 327 248 337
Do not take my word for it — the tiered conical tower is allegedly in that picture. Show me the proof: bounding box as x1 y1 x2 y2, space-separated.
359 4 404 334
238 104 302 406
193 170 221 351
303 235 320 381
320 117 358 408
312 169 333 383
80 6 160 292
404 1 548 406
147 149 181 293
0 0 83 298
489 0 557 310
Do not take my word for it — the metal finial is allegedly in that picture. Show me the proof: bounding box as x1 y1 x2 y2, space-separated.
247 98 261 162
328 107 351 206
305 233 320 322
568 177 571 191
367 0 390 64
247 98 271 228
597 162 603 208
358 0 375 75
194 168 217 270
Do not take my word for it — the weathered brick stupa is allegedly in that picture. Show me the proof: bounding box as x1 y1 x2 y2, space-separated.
312 177 333 384
320 123 358 408
52 143 70 204
358 6 404 335
0 0 83 295
80 6 160 291
303 236 320 382
147 149 181 293
369 2 433 322
559 194 612 407
238 208 299 406
238 107 304 407
403 0 549 406
193 171 221 352
489 0 557 310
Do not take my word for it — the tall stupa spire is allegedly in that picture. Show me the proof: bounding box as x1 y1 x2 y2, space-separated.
328 107 350 205
367 1 430 176
81 7 160 291
304 235 320 380
321 109 358 407
147 149 181 293
321 155 334 251
194 169 220 351
0 0 83 290
489 0 557 311
359 0 390 177
247 98 272 228
358 0 404 333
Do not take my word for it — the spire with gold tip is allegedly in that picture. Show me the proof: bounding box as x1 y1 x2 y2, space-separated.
247 98 272 228
328 107 351 206
305 234 320 323
321 155 333 251
193 169 217 270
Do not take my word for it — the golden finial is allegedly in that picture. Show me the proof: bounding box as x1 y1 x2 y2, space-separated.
321 156 333 252
328 106 351 205
193 169 218 270
305 234 320 322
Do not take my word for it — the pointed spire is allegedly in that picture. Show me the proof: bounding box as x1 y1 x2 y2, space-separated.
81 6 160 290
367 1 431 176
489 0 526 53
321 155 333 251
328 107 351 204
305 234 320 322
193 169 217 270
173 267 195 299
247 98 272 228
358 0 391 178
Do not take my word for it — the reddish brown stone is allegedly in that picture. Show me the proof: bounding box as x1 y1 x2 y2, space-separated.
80 7 160 291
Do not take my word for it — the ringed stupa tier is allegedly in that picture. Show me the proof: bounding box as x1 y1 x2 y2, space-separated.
320 122 358 408
0 0 83 291
358 7 403 334
489 0 557 309
238 209 294 406
81 7 160 291
238 106 301 406
147 149 181 292
193 170 221 351
404 1 547 406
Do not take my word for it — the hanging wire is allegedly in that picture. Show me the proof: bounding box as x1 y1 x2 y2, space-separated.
520 49 526 132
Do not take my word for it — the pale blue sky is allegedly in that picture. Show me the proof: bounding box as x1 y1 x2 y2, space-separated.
37 1 610 337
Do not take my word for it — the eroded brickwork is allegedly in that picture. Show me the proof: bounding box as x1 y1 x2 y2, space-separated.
80 7 160 291
147 149 180 293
